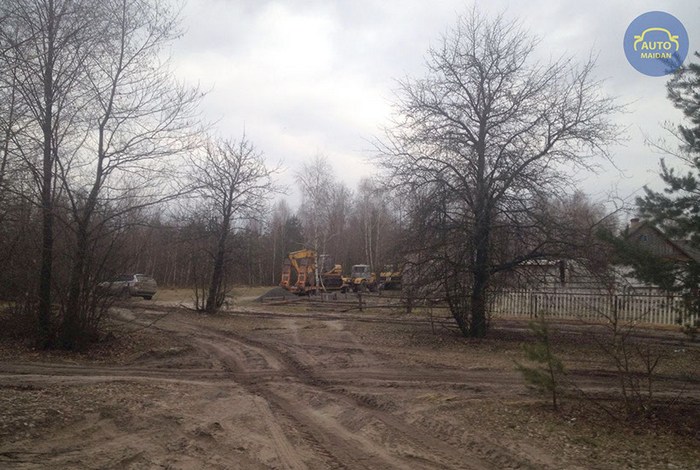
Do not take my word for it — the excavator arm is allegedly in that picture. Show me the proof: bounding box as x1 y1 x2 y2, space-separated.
280 249 317 293
280 249 347 294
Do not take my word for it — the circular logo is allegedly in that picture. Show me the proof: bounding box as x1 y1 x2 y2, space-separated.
624 11 689 77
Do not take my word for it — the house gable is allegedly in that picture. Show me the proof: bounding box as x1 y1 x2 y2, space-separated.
626 220 696 262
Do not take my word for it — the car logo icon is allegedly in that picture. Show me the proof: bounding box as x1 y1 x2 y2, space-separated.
633 27 680 51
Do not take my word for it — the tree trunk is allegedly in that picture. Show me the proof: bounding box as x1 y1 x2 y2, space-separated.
451 304 471 337
206 213 230 313
63 187 101 349
37 10 56 348
37 155 54 348
470 271 488 337
271 232 277 285
62 221 90 349
470 138 490 338
62 113 109 348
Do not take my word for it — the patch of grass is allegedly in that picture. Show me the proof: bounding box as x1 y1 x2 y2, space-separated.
152 288 194 303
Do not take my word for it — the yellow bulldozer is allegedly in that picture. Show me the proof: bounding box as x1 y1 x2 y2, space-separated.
346 264 402 292
280 249 347 295
347 264 378 292
378 265 402 290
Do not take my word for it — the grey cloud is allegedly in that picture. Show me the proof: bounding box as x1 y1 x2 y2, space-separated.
170 0 700 203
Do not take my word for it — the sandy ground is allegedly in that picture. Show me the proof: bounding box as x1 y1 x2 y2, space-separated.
0 292 698 469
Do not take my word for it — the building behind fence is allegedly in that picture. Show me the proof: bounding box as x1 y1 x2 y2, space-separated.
491 287 686 326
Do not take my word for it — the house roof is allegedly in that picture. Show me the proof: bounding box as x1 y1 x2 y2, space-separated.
627 220 700 263
672 240 700 263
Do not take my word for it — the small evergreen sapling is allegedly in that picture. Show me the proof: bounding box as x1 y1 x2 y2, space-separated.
516 317 565 410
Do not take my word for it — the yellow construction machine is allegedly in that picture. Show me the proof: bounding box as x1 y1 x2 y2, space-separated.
280 249 347 295
347 264 378 292
378 265 402 290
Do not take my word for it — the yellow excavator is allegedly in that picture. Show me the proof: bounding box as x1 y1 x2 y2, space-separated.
280 249 347 295
378 265 402 290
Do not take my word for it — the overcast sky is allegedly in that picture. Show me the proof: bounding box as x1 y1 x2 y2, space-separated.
171 0 700 210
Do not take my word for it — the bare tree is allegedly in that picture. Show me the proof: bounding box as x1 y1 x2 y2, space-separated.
326 182 352 267
378 10 619 337
354 178 393 270
0 0 99 347
190 135 277 313
0 0 202 349
268 200 292 284
57 0 202 348
0 31 30 268
296 154 336 289
0 59 25 209
355 178 377 269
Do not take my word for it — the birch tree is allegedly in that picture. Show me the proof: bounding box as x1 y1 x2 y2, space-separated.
296 154 335 289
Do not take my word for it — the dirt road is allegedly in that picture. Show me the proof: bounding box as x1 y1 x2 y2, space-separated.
0 304 698 469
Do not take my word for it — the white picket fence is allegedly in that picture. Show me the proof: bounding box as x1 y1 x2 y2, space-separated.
490 288 686 325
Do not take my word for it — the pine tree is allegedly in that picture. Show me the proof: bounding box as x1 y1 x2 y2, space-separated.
516 317 565 410
636 52 700 338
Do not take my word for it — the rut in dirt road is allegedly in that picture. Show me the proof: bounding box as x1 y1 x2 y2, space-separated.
0 308 626 469
165 313 543 470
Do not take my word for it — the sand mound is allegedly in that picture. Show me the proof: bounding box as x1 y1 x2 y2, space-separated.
256 286 296 301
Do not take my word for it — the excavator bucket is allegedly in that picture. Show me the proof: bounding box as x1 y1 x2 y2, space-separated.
280 259 292 289
296 257 310 291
